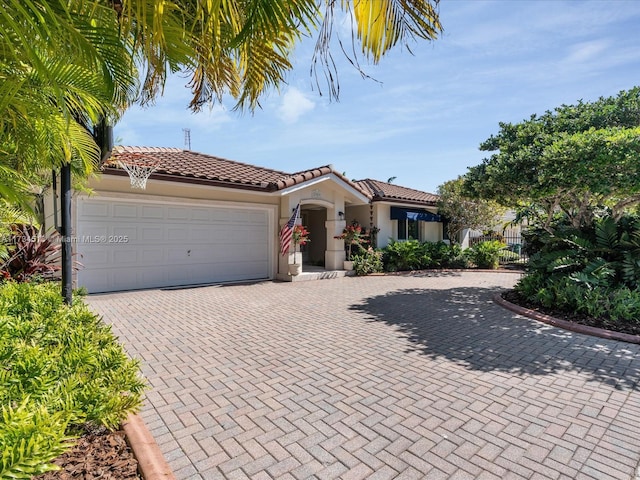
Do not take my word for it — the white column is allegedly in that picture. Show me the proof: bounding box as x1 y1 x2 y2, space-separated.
325 212 346 270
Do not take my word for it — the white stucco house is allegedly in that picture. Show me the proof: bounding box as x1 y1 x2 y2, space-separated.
46 147 442 293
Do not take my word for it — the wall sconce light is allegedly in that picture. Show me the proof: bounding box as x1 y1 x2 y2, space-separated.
338 211 344 220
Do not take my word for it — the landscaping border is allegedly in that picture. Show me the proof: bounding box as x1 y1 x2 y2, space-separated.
493 293 640 345
123 413 176 480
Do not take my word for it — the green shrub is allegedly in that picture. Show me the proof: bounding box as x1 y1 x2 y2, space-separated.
352 249 384 276
608 288 640 322
513 212 640 325
0 282 145 477
467 240 507 269
382 240 423 271
422 241 461 267
382 240 468 271
498 249 521 264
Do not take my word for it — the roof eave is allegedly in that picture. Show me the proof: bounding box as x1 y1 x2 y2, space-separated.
372 196 439 208
102 167 275 192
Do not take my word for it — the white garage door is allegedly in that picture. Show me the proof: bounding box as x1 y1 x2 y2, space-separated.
76 197 271 293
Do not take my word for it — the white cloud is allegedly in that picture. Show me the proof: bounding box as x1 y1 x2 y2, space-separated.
276 87 316 123
565 40 610 64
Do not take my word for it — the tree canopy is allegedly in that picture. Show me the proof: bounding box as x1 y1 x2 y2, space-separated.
437 177 504 244
464 87 640 229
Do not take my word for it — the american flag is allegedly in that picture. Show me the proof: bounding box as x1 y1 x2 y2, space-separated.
279 203 300 255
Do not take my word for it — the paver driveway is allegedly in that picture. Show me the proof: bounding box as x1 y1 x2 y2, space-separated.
88 272 640 480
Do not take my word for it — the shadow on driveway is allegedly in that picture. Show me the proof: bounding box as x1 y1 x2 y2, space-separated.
351 286 640 391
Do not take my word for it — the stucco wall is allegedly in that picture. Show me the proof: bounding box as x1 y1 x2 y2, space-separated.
90 174 281 206
421 221 443 243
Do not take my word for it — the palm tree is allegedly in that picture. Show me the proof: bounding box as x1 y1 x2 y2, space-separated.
1 0 443 192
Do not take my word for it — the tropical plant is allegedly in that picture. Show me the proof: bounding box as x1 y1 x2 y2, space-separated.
1 225 62 282
526 214 640 290
1 0 443 206
513 212 640 324
381 239 423 271
352 248 384 276
381 240 469 271
335 222 368 261
467 240 507 269
0 282 145 477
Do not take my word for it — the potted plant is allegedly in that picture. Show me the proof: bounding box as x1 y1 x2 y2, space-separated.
335 221 367 271
289 224 310 276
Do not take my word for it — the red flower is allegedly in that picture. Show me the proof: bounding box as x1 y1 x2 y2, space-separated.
292 225 310 246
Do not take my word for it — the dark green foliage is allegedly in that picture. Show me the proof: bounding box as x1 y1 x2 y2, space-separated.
515 213 640 323
382 240 424 271
465 87 640 228
0 282 145 477
466 240 507 269
352 249 384 276
381 240 468 272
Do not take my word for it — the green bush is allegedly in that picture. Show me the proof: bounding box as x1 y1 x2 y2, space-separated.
422 241 464 267
0 282 145 478
467 240 507 269
381 240 468 271
498 249 521 264
382 240 423 271
514 213 640 324
352 249 384 276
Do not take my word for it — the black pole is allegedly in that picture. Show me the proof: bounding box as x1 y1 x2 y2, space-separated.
61 162 73 305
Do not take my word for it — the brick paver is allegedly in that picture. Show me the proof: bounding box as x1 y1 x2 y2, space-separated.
88 272 640 479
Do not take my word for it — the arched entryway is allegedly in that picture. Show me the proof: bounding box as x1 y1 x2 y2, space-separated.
300 205 327 267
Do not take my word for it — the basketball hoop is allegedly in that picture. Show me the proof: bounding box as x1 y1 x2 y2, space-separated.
111 154 160 189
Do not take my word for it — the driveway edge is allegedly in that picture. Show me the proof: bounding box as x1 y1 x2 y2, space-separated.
123 413 176 480
493 292 640 345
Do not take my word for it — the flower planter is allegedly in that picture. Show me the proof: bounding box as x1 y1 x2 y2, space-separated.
343 260 354 271
288 263 302 276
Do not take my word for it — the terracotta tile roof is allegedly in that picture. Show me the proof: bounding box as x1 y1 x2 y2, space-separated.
105 146 288 190
354 178 439 206
104 147 369 195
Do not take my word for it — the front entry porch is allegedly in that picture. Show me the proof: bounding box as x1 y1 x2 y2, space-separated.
275 264 355 282
276 204 353 282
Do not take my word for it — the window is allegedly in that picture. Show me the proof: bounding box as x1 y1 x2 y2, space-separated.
397 219 420 241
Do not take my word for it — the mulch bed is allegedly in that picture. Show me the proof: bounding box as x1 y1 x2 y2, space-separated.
35 426 141 480
502 289 640 336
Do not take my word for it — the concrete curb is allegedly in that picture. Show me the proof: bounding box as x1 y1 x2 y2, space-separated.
123 413 176 480
493 292 640 345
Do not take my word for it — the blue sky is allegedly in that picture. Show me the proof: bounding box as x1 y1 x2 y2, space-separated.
115 0 640 194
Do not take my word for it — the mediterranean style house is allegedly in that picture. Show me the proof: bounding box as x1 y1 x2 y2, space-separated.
45 147 442 292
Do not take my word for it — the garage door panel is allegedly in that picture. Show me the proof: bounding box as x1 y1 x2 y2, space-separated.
191 209 210 221
80 201 109 217
141 226 164 242
113 249 137 264
77 198 271 292
140 248 164 264
167 227 189 242
168 207 190 220
78 223 109 237
78 246 109 265
112 225 138 240
113 204 138 218
141 206 163 219
167 249 191 262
